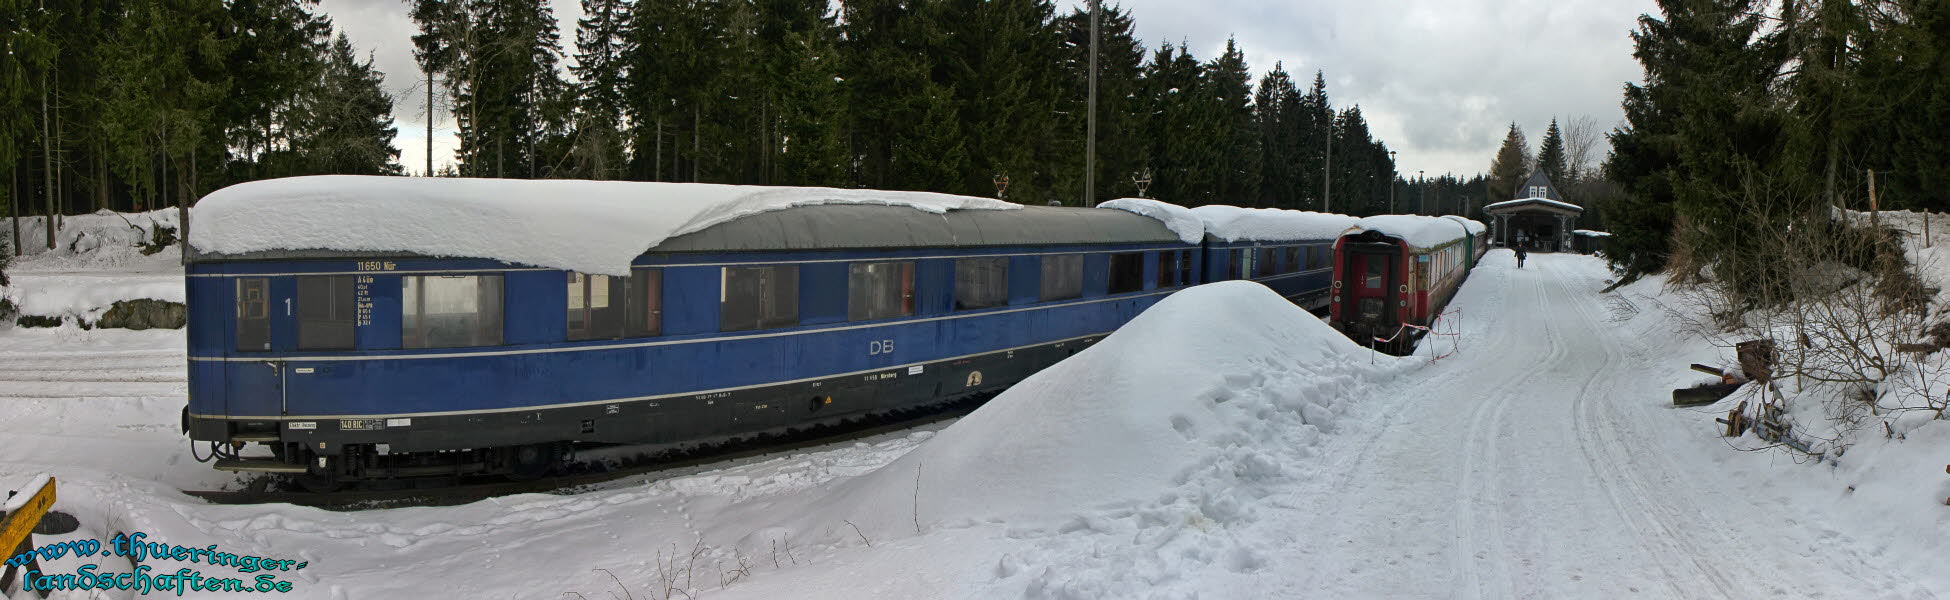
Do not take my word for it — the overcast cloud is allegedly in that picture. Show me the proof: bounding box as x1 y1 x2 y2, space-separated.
320 0 1654 180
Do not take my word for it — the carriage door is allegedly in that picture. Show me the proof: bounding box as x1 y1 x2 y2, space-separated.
1348 251 1397 330
226 277 286 419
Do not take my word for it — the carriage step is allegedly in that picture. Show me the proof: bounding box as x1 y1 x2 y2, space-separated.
213 459 306 474
229 433 281 443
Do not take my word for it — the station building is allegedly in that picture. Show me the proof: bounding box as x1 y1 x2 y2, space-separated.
1484 171 1581 252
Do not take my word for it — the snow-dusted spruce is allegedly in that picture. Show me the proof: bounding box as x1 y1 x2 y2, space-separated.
190 175 1022 277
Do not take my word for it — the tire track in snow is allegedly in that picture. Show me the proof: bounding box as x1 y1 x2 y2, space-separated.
1448 266 1566 599
1549 265 1727 598
1555 273 1906 599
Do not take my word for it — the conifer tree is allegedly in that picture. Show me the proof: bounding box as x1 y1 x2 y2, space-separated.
565 0 629 180
1207 37 1260 206
1535 117 1567 187
1488 122 1529 202
291 34 402 176
1254 63 1301 209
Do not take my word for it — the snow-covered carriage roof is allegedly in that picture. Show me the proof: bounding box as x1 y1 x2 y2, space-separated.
1096 198 1204 244
1342 215 1482 251
1188 205 1359 243
1097 198 1357 244
1442 215 1488 236
188 176 1162 276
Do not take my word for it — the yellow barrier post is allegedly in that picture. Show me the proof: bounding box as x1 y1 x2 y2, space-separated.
0 474 55 599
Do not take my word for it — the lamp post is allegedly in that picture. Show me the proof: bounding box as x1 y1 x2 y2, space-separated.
1083 0 1100 207
1388 150 1397 214
1323 118 1335 213
1418 170 1425 215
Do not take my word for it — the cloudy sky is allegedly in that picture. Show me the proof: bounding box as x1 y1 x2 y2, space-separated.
319 0 1657 179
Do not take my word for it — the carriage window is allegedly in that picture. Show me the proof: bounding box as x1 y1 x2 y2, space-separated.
1310 245 1330 270
1155 251 1177 288
1256 248 1278 277
566 273 626 340
235 278 270 352
1178 251 1196 285
955 257 1008 310
1040 254 1083 301
296 275 357 350
1364 257 1385 289
722 265 799 331
403 275 503 348
1234 249 1252 279
849 261 916 321
1285 247 1303 273
1108 252 1145 294
627 267 663 337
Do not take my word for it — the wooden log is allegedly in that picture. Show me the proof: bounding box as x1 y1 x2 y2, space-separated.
1689 363 1726 377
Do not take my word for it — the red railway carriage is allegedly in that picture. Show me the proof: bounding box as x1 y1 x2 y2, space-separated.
1328 216 1486 353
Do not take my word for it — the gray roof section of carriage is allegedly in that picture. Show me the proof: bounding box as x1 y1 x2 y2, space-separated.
187 203 1181 263
651 203 1179 251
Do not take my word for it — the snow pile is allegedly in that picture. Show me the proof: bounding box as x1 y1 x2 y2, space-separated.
1572 229 1611 237
750 281 1399 594
1344 214 1474 251
3 274 183 324
191 176 1022 276
1096 198 1203 244
1188 205 1357 242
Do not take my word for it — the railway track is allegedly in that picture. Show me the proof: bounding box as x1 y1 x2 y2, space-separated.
182 397 985 511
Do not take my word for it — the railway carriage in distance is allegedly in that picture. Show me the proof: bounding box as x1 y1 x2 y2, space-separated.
1188 206 1357 311
1328 215 1487 353
183 177 1198 489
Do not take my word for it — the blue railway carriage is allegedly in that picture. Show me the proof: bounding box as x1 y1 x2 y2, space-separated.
183 182 1197 488
1198 235 1340 310
1190 207 1354 311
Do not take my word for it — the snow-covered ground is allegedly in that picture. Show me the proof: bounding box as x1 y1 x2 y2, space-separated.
3 211 184 324
3 251 1945 600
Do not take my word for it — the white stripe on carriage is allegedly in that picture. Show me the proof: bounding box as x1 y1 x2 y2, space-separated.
182 243 1334 277
187 288 1182 362
190 332 1111 421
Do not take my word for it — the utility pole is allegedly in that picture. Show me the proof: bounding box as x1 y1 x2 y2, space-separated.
427 74 435 176
1388 150 1397 214
1323 120 1333 213
1418 170 1425 215
1083 0 1100 207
